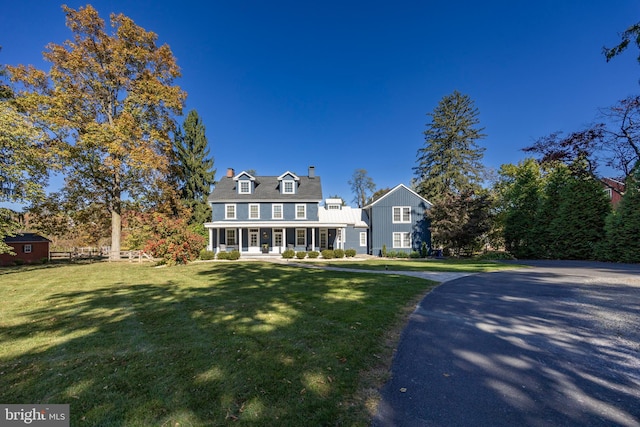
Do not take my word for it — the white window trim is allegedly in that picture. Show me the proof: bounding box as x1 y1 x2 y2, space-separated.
282 180 295 194
392 232 411 248
225 204 236 219
226 229 237 246
295 228 307 247
392 206 411 223
23 244 32 253
272 203 283 220
249 203 260 219
295 204 306 219
359 232 367 247
239 180 251 194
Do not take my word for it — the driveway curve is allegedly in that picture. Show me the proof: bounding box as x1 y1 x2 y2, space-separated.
372 261 640 427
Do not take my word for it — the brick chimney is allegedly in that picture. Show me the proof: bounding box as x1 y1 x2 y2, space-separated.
226 168 235 178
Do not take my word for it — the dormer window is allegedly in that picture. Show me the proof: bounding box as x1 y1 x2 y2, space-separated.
277 171 300 195
233 171 256 195
283 180 295 194
239 180 251 194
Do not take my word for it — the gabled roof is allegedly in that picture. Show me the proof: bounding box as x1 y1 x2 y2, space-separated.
208 175 322 202
277 171 300 181
233 171 256 181
363 183 432 208
3 233 51 243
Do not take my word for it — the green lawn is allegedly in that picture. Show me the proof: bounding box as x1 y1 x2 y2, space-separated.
1 262 438 426
305 258 523 272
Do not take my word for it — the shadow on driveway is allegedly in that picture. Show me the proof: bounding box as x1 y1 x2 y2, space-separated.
373 261 640 427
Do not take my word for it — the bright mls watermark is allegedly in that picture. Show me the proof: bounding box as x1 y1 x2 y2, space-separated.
1 405 69 426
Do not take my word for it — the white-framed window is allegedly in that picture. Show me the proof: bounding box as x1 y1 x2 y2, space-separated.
359 232 367 247
392 206 411 223
604 188 613 199
295 204 306 219
249 203 260 219
283 180 295 194
272 204 283 219
296 228 306 246
23 244 32 253
239 180 251 194
225 204 236 219
226 229 237 246
328 204 340 210
393 232 411 248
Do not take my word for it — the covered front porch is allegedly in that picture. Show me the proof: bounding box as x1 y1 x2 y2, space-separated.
204 221 348 255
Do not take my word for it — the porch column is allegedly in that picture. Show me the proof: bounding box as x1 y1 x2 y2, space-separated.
238 227 243 253
208 228 214 251
216 228 220 253
311 227 315 251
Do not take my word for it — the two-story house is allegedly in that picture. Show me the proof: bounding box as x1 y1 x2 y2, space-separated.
205 167 432 256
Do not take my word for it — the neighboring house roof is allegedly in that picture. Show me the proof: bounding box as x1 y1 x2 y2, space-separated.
363 183 432 208
318 206 369 228
3 233 51 243
208 174 323 202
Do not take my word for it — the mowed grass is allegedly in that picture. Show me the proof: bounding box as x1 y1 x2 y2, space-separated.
306 258 523 272
0 262 438 426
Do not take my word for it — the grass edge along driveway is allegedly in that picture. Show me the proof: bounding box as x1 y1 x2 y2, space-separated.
0 260 513 426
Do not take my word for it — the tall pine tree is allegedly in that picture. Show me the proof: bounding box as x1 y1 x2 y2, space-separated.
173 110 216 226
414 90 486 203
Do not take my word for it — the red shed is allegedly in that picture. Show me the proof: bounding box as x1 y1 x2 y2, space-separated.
0 233 51 266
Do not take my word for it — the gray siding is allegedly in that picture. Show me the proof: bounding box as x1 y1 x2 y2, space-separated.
344 226 368 254
368 186 431 256
211 202 319 221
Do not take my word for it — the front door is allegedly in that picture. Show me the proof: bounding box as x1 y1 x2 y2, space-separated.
248 228 259 253
319 229 328 250
273 228 284 253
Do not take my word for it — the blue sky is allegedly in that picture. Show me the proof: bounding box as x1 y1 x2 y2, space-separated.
1 1 638 205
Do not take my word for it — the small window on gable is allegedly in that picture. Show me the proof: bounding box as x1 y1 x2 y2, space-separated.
393 206 411 223
239 180 251 194
23 244 32 253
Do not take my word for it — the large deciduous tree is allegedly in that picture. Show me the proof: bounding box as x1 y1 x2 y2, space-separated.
1 49 56 254
8 5 185 259
414 90 486 202
348 169 376 208
173 110 216 226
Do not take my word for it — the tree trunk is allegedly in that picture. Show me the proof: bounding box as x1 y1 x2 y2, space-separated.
110 209 121 260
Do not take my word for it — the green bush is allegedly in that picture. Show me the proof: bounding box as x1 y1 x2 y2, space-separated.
216 251 229 260
409 251 421 259
308 251 320 259
296 251 307 259
321 249 334 259
199 249 216 260
228 250 241 260
282 249 295 259
396 251 409 258
345 249 356 257
381 244 387 257
386 250 397 258
334 248 345 258
421 242 428 258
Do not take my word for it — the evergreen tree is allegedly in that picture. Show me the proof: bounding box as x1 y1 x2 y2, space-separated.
414 90 486 202
496 159 542 259
549 167 610 260
173 110 216 225
603 164 640 263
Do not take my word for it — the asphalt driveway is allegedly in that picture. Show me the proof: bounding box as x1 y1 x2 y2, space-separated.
372 261 640 427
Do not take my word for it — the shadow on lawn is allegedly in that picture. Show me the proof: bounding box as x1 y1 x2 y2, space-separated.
0 263 413 425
